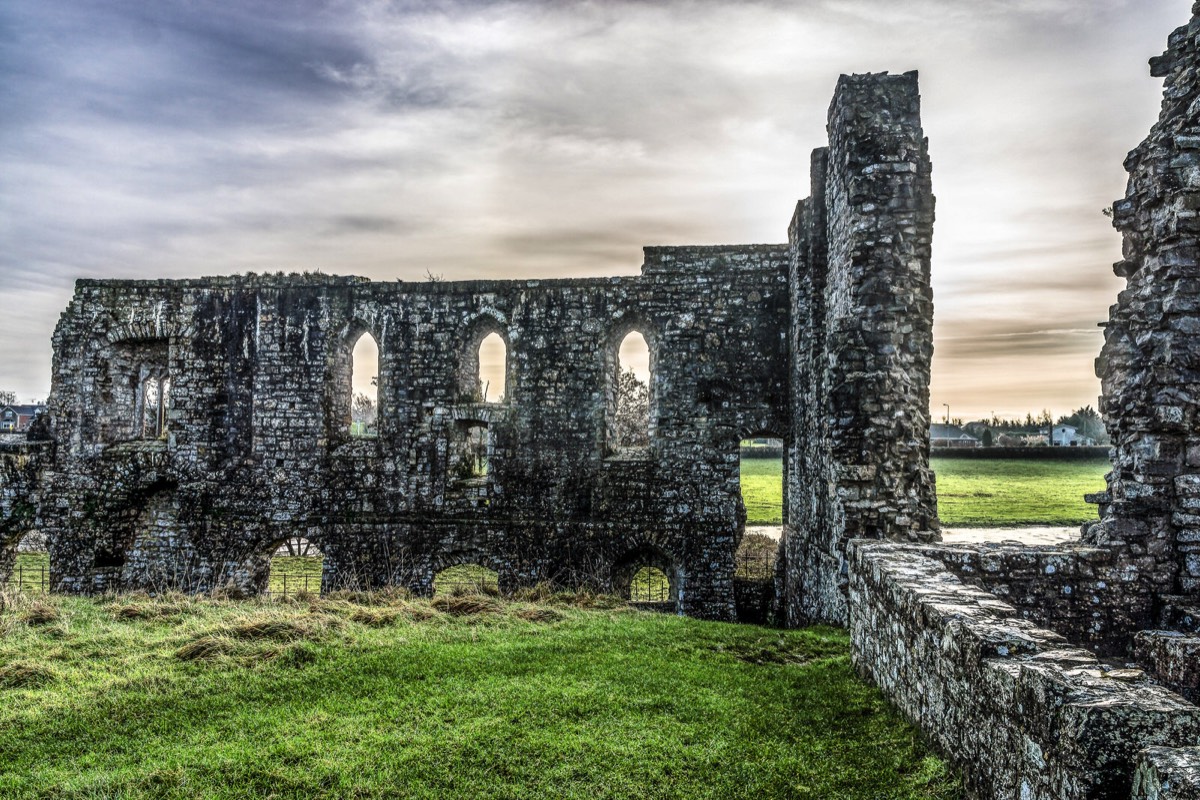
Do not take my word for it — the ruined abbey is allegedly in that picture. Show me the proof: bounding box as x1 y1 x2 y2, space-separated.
8 4 1200 798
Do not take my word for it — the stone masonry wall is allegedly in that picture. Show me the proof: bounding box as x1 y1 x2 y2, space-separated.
0 72 939 626
781 71 940 626
35 250 790 619
929 541 1156 657
1133 747 1200 799
849 541 1200 800
1092 2 1200 598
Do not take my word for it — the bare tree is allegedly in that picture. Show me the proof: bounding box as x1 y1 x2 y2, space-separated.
351 392 377 436
612 368 649 449
0 390 16 406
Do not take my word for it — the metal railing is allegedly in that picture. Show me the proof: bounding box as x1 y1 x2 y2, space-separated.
266 572 320 597
5 564 50 593
629 568 671 603
735 553 776 581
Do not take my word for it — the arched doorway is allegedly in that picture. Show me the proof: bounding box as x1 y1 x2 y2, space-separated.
613 547 678 608
4 532 49 594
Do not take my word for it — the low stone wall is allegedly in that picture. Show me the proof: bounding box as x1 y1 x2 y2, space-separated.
1135 631 1200 704
1133 747 1200 800
928 542 1154 657
931 446 1109 460
848 541 1200 800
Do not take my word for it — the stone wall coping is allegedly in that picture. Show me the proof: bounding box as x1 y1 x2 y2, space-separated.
849 539 1200 721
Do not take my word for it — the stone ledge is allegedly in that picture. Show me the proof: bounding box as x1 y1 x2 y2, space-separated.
848 540 1200 800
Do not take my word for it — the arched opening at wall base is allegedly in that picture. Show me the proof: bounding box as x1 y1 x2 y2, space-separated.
2 531 50 594
613 546 679 611
433 563 500 597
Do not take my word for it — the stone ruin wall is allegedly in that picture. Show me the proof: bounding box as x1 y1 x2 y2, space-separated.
0 72 939 626
850 542 1200 800
780 71 940 627
37 252 791 620
0 442 47 584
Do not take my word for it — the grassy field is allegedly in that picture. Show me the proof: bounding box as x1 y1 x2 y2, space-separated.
740 457 784 525
930 457 1108 527
7 553 49 593
739 456 1109 528
0 591 960 799
268 555 324 596
432 563 500 596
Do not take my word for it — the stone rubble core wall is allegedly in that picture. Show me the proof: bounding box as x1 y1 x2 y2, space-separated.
1132 747 1200 800
780 70 940 627
849 541 1200 800
0 71 939 622
1092 3 1200 599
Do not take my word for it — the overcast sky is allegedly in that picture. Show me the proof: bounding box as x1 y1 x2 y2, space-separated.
0 0 1190 420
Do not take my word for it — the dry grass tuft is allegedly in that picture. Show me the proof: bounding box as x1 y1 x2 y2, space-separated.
0 660 58 689
512 583 558 603
226 617 322 642
404 604 440 622
432 594 502 616
513 607 564 624
174 611 338 664
22 601 60 625
349 607 405 627
325 587 412 606
175 635 240 661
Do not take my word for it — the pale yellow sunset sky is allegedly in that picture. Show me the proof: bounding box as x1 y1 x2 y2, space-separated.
2 1 1191 421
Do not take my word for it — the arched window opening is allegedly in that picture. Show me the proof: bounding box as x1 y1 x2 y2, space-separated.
268 537 324 597
102 338 169 443
629 566 670 603
612 331 650 452
433 563 499 597
4 532 49 594
478 332 506 403
350 332 379 437
452 421 490 481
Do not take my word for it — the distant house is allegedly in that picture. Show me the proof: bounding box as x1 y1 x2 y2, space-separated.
0 404 46 433
930 424 981 449
1045 424 1094 447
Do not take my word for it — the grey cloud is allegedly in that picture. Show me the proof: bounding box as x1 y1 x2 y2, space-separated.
0 0 1193 409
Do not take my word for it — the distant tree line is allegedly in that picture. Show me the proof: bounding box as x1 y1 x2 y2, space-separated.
954 405 1108 447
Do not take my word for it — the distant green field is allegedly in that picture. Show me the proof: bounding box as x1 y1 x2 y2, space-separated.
931 457 1108 527
7 553 49 593
267 555 323 596
738 456 1109 528
739 457 784 525
432 563 499 596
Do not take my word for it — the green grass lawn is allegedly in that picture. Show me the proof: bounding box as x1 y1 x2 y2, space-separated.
738 456 1109 527
740 457 784 525
6 553 49 593
0 591 960 799
268 555 324 596
930 457 1109 527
